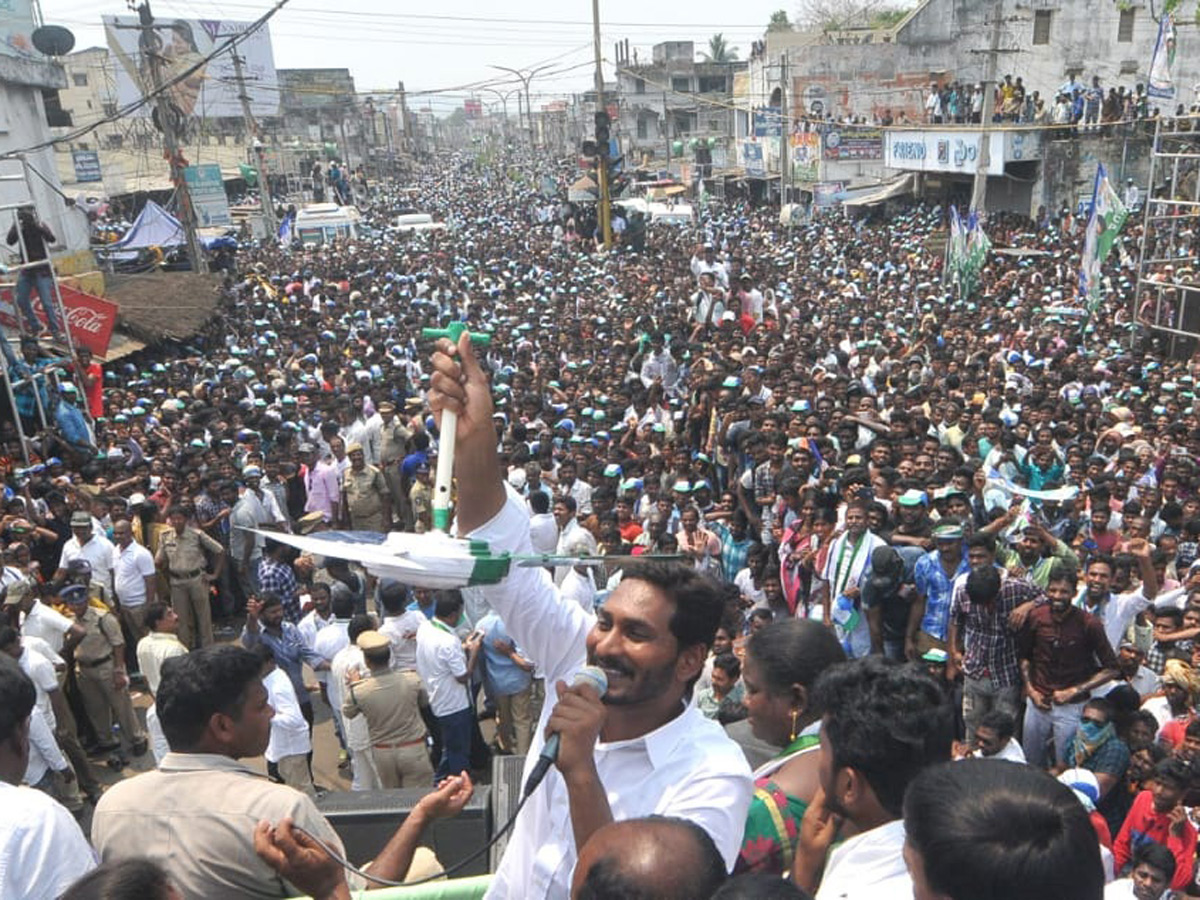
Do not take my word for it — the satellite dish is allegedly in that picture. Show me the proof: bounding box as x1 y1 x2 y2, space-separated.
32 25 75 57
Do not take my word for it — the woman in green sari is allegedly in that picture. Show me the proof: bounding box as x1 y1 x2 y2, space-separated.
734 619 846 875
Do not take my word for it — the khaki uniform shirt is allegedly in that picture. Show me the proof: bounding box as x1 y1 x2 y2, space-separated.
156 527 222 578
343 465 387 522
135 631 188 695
343 668 427 746
379 419 411 464
409 481 432 533
75 606 122 664
92 752 353 899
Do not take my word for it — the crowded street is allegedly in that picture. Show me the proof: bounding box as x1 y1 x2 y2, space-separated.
5 1 1200 898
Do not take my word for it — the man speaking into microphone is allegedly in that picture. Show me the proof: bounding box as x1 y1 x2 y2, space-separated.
429 333 753 899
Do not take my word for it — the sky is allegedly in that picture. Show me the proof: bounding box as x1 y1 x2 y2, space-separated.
39 0 798 115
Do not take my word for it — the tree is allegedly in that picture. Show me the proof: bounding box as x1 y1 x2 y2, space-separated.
767 9 792 32
701 33 739 63
796 0 916 34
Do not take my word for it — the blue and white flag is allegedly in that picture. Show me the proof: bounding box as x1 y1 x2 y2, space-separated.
277 211 294 245
1148 14 1177 101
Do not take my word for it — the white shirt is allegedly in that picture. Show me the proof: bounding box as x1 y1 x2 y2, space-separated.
1106 879 1171 899
299 610 335 684
563 480 593 516
19 600 74 654
112 540 156 608
972 737 1027 764
0 781 96 900
1097 665 1158 700
415 618 470 717
263 667 311 763
555 518 598 585
690 254 729 288
379 611 426 671
816 818 911 900
60 533 116 595
136 631 187 695
469 487 753 900
1077 587 1151 653
298 609 333 651
24 706 68 786
329 644 370 752
18 645 60 731
528 513 559 554
313 620 350 674
560 567 597 612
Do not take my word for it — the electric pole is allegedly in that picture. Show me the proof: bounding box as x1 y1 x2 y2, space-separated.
970 0 1005 214
228 45 277 234
136 0 207 272
779 54 790 206
592 0 612 249
226 42 277 235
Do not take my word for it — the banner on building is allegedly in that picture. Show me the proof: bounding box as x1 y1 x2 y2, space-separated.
0 285 117 356
753 107 782 138
813 181 847 208
71 151 103 184
1147 14 1177 101
739 141 766 177
182 164 232 227
103 16 279 118
791 132 821 182
0 0 37 58
1078 163 1129 309
823 128 884 161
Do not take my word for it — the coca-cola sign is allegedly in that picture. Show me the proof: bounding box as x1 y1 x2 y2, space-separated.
0 284 117 356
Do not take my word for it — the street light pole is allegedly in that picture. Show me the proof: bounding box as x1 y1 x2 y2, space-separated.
480 86 520 144
489 63 554 151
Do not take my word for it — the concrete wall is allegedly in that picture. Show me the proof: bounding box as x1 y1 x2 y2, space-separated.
1037 130 1154 214
783 0 1199 125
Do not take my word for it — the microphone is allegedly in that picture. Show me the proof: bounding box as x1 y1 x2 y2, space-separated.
522 665 608 798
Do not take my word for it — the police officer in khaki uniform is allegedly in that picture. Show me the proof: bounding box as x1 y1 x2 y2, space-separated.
343 630 432 788
378 402 412 526
342 442 391 532
61 583 147 757
155 503 225 649
409 462 434 534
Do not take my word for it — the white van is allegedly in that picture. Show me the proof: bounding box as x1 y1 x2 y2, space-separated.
394 212 447 234
294 204 362 245
647 202 694 226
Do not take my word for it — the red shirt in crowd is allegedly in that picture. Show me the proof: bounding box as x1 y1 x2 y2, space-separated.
1112 789 1196 890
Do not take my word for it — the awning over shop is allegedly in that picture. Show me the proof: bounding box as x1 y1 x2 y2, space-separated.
842 174 914 209
568 176 598 202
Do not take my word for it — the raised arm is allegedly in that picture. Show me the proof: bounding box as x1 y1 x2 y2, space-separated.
428 333 590 682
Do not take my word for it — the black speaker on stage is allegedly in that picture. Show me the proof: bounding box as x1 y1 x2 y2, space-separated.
317 785 492 876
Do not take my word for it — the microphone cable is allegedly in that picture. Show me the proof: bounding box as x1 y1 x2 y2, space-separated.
291 790 530 888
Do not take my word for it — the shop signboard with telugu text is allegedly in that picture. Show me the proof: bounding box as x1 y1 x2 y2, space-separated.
885 130 1006 176
183 164 232 227
72 151 103 183
823 128 884 161
739 141 765 177
0 285 117 356
753 107 782 138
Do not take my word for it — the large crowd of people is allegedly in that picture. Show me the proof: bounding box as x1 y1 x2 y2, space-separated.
3 138 1200 899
